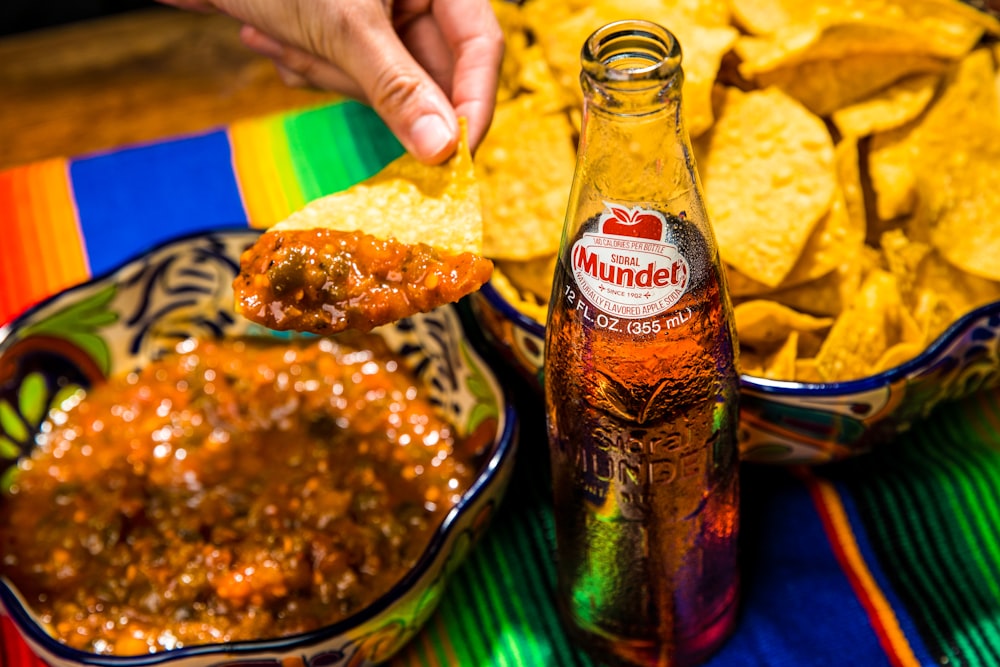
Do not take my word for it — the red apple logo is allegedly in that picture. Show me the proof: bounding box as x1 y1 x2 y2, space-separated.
600 204 664 241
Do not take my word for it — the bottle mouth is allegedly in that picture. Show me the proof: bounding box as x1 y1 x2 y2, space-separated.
582 20 681 84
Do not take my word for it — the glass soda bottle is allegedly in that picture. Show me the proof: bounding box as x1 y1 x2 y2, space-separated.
543 19 741 667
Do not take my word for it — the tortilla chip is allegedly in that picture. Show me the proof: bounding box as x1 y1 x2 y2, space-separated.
739 353 767 378
723 183 858 293
686 0 734 26
794 358 824 383
814 269 913 381
733 0 998 70
734 300 833 348
678 23 740 137
763 331 800 380
910 248 1000 342
519 47 572 110
744 51 948 116
879 228 932 300
735 299 834 380
477 95 576 260
495 254 558 303
724 264 771 298
272 119 483 256
869 49 1000 280
730 0 996 37
873 342 925 373
769 260 866 318
756 137 869 291
924 55 1000 281
727 0 797 35
789 187 860 285
836 135 869 238
493 0 528 103
832 73 941 138
492 2 569 110
994 42 1000 101
740 330 800 380
697 87 836 286
522 4 601 108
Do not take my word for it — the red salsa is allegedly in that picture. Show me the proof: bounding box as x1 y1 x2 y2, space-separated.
0 335 477 655
233 228 494 334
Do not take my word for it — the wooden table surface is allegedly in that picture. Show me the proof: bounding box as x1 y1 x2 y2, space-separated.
0 7 342 171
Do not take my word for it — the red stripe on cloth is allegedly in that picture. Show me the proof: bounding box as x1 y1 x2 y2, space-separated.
1 615 47 667
798 467 920 667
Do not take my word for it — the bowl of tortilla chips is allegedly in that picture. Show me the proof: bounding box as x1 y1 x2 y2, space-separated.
468 0 1000 464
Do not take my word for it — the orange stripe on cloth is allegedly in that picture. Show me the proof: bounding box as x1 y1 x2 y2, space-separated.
799 468 920 667
228 115 306 229
0 159 88 326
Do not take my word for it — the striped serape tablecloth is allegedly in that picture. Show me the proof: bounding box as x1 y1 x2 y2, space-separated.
3 99 1000 667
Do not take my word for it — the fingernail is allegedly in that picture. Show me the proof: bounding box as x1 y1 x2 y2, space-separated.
410 114 454 161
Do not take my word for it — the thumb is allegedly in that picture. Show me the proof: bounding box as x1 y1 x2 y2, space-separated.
335 22 459 164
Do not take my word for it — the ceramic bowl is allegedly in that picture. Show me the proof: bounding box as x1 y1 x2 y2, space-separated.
469 281 1000 464
0 229 518 667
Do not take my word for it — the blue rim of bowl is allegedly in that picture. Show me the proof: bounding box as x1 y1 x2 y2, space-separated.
478 280 548 338
479 277 1000 397
0 226 520 666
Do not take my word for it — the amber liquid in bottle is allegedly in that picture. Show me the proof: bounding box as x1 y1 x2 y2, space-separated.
543 21 740 667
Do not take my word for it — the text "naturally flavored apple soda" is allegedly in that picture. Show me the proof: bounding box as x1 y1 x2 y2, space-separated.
544 20 741 667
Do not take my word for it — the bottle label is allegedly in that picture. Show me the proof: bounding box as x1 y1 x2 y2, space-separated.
570 202 690 319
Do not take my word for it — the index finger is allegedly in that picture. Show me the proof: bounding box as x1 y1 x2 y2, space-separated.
430 0 504 151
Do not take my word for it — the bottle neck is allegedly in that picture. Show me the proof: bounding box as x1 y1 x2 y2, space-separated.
574 78 692 206
580 19 684 119
580 60 684 117
573 21 695 205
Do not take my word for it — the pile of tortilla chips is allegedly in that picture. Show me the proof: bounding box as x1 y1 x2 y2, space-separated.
482 0 1000 383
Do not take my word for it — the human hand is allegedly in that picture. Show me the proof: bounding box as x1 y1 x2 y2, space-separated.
160 0 504 164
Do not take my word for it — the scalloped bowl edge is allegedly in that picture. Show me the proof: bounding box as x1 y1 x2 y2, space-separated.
0 228 520 667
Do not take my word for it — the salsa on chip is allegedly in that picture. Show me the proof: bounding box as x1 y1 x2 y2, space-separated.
233 120 493 334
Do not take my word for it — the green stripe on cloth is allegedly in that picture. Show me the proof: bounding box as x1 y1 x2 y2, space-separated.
927 421 1000 595
283 101 404 201
827 390 1000 667
393 396 595 667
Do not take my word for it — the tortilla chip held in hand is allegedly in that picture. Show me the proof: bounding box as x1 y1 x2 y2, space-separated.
233 119 493 334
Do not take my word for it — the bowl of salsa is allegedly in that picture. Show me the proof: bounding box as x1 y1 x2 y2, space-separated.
0 228 518 666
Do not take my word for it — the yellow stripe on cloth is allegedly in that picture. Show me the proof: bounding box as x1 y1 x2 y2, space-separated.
228 114 306 229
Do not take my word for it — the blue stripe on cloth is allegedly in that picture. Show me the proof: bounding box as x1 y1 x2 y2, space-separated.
705 467 889 667
70 131 248 276
833 477 937 666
